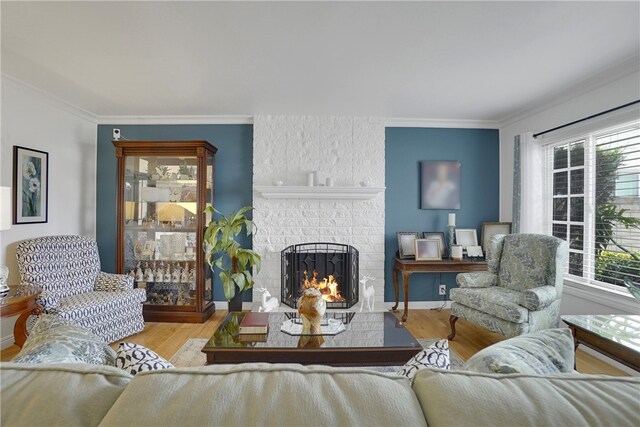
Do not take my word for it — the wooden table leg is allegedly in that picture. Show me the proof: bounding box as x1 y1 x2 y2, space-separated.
391 267 400 312
568 324 579 370
13 305 42 348
401 271 410 322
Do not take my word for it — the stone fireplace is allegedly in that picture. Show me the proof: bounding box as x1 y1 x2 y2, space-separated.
281 243 359 309
252 115 385 312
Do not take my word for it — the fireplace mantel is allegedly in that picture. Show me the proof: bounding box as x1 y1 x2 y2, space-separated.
255 185 385 200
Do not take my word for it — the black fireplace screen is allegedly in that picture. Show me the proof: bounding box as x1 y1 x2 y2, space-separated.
281 243 359 309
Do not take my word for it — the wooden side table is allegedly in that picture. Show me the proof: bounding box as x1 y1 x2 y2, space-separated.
391 257 487 322
0 285 43 347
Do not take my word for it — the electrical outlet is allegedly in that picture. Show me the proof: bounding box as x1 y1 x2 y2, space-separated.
439 285 446 296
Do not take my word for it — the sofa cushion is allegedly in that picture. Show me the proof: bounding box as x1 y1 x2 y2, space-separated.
115 343 174 375
12 315 116 365
498 234 559 291
412 369 640 427
463 328 575 374
56 289 146 320
1 362 132 427
99 363 428 427
449 286 528 323
397 339 450 379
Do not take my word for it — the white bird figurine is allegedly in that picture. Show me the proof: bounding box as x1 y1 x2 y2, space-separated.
359 275 376 312
256 286 280 312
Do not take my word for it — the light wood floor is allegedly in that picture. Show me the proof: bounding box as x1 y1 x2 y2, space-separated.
0 309 628 375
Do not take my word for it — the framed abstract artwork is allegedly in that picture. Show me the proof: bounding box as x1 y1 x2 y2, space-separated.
420 160 461 210
13 146 48 224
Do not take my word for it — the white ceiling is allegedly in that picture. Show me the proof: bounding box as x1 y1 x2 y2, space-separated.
2 1 639 122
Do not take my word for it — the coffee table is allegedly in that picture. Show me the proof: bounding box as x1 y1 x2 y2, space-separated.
202 311 422 366
562 315 640 371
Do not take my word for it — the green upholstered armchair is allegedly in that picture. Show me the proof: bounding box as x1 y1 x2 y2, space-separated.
448 233 568 340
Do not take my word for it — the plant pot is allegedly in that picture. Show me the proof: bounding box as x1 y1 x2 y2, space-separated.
228 286 244 312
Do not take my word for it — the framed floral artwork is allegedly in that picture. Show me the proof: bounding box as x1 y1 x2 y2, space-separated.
13 146 48 224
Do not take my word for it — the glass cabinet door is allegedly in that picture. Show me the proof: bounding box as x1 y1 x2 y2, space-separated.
204 152 214 305
124 155 199 307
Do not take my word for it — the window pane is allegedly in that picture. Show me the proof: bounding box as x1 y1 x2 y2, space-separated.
569 225 584 250
570 197 584 222
554 198 567 221
570 141 585 167
569 252 583 277
570 169 584 194
552 223 567 240
553 172 568 195
554 146 568 169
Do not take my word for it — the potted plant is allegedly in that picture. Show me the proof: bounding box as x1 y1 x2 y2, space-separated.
203 206 261 311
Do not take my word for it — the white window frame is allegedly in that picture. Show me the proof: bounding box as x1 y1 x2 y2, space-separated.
538 106 640 294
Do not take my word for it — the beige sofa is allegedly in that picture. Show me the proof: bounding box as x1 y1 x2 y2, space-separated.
2 362 639 427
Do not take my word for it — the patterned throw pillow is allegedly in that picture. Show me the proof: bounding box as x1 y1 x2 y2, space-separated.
463 328 575 375
397 339 450 379
13 315 116 365
116 343 174 375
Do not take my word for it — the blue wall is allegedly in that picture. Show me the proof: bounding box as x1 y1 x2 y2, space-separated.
384 128 500 302
96 124 253 301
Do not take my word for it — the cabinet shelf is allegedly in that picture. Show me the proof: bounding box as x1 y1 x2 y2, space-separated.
254 185 385 200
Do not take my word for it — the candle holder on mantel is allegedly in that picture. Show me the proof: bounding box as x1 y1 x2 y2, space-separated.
447 213 456 259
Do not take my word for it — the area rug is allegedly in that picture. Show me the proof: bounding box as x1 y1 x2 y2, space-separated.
169 338 464 371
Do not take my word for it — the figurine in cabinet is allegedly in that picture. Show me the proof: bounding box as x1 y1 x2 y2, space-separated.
163 263 173 282
171 265 181 283
155 263 164 283
135 263 144 282
144 263 154 282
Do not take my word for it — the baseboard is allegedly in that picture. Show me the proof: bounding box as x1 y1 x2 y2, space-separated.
384 300 451 310
1 334 15 350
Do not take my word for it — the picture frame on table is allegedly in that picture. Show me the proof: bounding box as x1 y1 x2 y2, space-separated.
397 232 420 259
422 231 447 258
455 228 478 250
481 222 512 250
415 239 442 261
13 146 49 224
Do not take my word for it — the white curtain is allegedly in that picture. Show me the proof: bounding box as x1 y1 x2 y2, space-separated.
513 132 545 234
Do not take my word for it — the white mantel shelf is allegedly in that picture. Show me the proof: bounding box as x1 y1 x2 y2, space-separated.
255 185 385 200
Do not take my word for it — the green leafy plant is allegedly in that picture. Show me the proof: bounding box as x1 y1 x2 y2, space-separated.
203 206 261 301
595 250 640 286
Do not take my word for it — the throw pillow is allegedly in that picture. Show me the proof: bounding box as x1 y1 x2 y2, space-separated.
13 315 116 365
397 339 450 379
115 343 174 375
463 328 575 375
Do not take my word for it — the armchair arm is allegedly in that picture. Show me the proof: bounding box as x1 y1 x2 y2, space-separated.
456 272 497 288
18 281 59 310
521 285 559 311
95 272 134 292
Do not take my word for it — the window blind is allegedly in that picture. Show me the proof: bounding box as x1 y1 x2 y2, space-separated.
545 121 640 288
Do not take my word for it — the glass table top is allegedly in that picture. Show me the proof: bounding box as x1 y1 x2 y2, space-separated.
562 315 640 353
204 311 421 350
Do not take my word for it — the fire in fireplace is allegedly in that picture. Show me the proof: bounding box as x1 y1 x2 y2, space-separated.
281 243 359 309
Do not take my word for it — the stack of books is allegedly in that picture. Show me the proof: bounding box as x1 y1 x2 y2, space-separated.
238 312 269 342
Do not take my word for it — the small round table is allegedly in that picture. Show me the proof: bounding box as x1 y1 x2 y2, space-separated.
0 285 43 347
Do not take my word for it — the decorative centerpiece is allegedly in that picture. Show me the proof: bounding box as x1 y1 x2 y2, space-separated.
297 287 326 335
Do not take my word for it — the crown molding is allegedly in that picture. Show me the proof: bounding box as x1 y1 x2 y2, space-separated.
498 54 640 129
2 73 98 123
96 115 254 125
385 117 499 129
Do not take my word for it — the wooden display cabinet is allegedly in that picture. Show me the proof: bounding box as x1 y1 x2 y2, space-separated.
113 140 217 323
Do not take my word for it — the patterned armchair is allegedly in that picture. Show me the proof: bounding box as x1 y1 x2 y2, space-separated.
448 233 568 340
16 235 146 343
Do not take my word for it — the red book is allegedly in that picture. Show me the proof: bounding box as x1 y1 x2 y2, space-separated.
239 312 270 334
